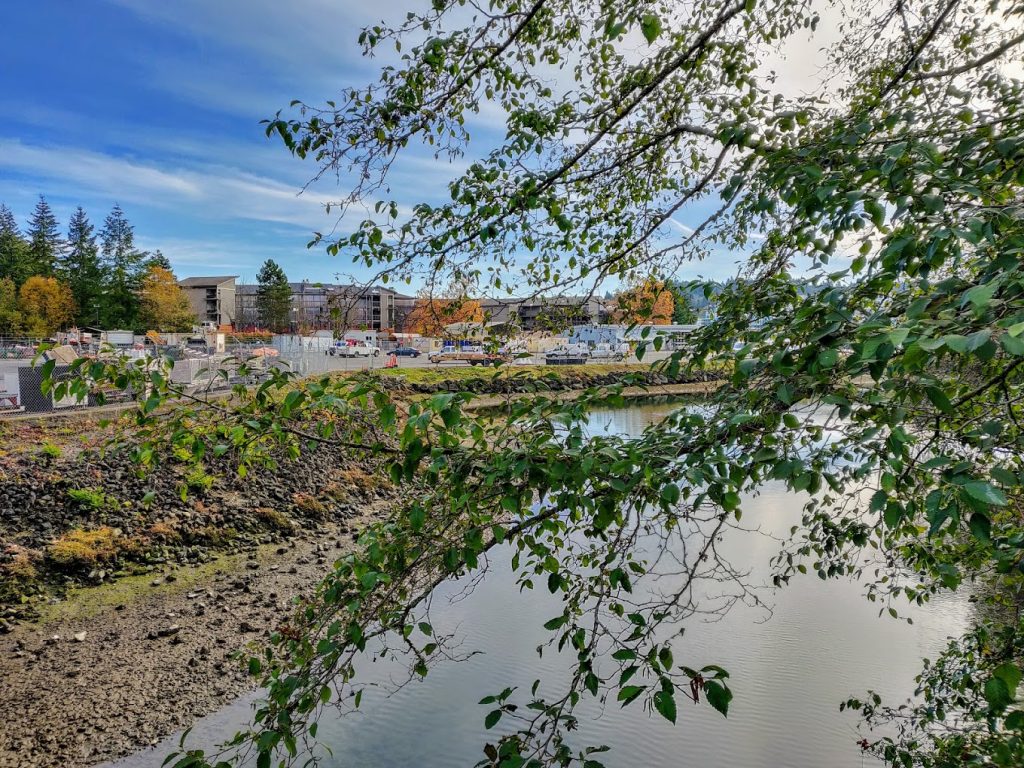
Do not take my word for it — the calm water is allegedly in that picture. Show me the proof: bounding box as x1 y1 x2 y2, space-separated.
110 402 971 768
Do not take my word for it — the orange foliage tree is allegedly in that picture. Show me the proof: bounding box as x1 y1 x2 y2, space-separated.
18 276 75 337
613 279 674 325
403 292 483 336
139 266 197 331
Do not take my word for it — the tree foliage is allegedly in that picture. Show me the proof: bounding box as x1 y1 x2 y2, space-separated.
52 0 1024 766
0 278 24 336
19 276 75 337
404 289 484 336
0 205 31 287
61 206 104 324
256 259 293 332
613 279 675 325
25 195 61 278
99 203 147 330
138 265 197 332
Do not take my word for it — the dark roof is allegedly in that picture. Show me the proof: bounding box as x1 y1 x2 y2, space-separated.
178 276 238 287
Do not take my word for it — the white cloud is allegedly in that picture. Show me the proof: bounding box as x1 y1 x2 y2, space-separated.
0 138 334 229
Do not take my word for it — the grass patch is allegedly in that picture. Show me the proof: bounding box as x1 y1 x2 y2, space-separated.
255 507 296 533
368 363 650 387
46 526 137 569
293 492 328 518
66 487 110 510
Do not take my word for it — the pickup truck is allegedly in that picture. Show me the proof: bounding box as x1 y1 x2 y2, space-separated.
428 348 508 366
327 342 381 358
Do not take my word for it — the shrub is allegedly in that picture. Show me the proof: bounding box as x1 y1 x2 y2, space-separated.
1 545 40 582
183 467 215 494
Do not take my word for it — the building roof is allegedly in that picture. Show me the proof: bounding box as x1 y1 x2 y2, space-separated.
178 276 238 287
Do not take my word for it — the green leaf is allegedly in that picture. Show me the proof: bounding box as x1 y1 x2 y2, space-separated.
617 685 645 706
961 481 1008 506
640 14 662 43
968 512 991 543
985 676 1012 711
704 680 732 716
653 690 677 723
485 709 502 729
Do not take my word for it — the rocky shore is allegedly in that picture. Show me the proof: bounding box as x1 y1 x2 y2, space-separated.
0 517 377 768
369 363 723 396
0 419 394 626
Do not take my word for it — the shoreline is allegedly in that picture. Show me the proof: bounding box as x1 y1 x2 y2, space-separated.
0 512 380 768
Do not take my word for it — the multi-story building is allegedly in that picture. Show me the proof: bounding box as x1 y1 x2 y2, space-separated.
478 295 609 331
178 276 237 328
235 282 415 332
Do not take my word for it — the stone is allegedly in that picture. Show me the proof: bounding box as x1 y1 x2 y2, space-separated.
73 632 87 643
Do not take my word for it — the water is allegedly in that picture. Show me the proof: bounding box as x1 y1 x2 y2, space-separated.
110 402 972 768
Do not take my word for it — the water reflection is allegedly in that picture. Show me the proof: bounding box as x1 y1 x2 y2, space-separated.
109 401 971 768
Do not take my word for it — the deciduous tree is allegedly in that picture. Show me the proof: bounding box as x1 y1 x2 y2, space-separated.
403 290 483 336
138 266 197 332
58 2 1024 766
19 276 74 337
613 279 675 325
0 278 24 336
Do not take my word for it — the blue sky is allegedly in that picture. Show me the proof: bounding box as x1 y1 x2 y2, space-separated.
0 1 790 290
0 0 484 286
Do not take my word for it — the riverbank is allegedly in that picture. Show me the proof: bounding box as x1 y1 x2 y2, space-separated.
0 364 722 768
0 514 379 767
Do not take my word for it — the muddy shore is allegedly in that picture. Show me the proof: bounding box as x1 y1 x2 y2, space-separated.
0 511 380 768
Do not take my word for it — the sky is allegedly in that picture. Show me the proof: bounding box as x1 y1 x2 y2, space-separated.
0 0 486 286
0 1 841 289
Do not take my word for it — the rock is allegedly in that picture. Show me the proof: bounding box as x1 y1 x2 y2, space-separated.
147 624 181 640
73 632 87 643
150 578 163 587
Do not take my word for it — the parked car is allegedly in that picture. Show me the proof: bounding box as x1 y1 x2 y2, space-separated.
392 347 421 357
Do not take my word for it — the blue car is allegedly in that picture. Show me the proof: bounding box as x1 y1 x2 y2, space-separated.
392 347 421 357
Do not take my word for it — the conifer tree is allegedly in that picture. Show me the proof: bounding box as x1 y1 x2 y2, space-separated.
62 207 103 326
255 259 292 332
0 204 31 286
99 204 146 329
25 195 61 277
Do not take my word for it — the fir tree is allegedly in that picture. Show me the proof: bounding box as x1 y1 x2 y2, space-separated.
146 249 172 271
62 207 103 326
255 259 292 332
99 204 146 329
0 205 31 286
26 195 62 277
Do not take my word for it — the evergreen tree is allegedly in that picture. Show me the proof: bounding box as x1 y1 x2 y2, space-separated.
0 205 31 286
255 259 292 332
26 195 61 277
62 207 103 326
146 249 172 271
99 204 146 329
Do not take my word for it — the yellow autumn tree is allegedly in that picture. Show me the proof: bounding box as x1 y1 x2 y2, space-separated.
18 276 75 337
139 266 197 331
613 279 674 325
403 292 483 336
